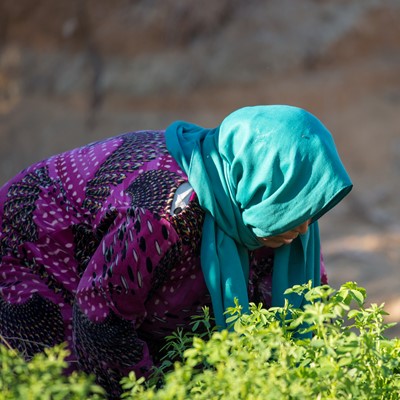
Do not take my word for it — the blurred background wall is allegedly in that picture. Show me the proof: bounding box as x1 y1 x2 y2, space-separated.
0 0 399 335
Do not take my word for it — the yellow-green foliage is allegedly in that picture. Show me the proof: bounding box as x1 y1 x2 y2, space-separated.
0 342 105 400
121 282 400 399
1 282 400 399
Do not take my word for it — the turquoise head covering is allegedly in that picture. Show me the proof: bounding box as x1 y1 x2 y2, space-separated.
166 105 352 329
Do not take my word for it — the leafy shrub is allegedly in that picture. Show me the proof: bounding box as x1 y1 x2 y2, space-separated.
1 282 399 399
121 282 400 399
0 341 105 400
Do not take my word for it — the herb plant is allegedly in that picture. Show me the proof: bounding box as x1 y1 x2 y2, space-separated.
121 282 400 399
1 282 399 399
0 341 105 400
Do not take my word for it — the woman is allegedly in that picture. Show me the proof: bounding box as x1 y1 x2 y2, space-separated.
0 105 352 398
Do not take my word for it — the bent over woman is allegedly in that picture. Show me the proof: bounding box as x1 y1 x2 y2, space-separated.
0 105 352 398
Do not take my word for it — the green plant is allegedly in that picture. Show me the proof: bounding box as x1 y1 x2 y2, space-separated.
2 282 399 399
0 339 105 400
121 282 400 399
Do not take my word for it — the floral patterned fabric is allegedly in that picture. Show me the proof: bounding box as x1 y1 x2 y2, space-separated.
0 130 327 398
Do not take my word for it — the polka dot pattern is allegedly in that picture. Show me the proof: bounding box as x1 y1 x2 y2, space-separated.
0 294 64 357
126 169 185 214
0 129 314 398
73 304 144 399
0 166 52 256
82 131 168 214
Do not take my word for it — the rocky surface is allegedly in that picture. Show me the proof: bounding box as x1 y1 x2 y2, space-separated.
0 0 399 335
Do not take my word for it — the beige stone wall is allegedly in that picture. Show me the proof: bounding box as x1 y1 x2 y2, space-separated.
1 0 399 335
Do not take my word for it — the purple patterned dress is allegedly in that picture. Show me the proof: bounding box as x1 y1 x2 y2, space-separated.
0 130 327 398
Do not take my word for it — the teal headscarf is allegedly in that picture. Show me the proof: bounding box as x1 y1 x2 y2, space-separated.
166 105 352 329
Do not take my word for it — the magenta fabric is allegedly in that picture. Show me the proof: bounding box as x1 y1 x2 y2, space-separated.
0 130 327 398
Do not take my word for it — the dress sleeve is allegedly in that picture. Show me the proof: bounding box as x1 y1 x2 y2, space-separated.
249 246 328 308
73 206 179 397
320 249 328 284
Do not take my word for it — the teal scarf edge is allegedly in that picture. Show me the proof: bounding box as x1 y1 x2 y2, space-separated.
165 108 352 330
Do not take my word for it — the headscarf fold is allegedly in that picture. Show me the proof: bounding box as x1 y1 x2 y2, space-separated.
166 105 352 329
